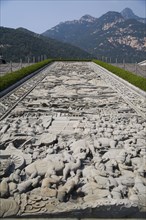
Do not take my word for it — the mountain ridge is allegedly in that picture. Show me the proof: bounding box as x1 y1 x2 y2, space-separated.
121 8 146 23
0 26 92 62
42 8 146 62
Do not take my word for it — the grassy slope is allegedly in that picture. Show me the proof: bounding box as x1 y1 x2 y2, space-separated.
93 60 146 92
0 59 91 92
0 59 53 92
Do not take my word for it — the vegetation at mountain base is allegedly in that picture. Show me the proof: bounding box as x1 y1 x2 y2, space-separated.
1 59 146 92
93 60 146 91
1 8 146 63
0 27 92 62
0 59 53 92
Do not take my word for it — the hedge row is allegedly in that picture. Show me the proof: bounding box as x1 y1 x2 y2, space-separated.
0 59 146 92
93 60 146 92
0 59 53 92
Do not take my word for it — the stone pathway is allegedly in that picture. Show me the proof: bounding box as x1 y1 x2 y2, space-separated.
0 62 146 218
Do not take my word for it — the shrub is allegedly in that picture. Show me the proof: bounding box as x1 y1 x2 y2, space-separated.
0 59 53 91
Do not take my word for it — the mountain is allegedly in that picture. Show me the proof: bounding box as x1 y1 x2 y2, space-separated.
121 8 146 24
42 8 146 63
0 27 92 62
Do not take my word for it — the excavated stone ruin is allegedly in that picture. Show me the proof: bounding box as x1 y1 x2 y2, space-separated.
0 62 146 218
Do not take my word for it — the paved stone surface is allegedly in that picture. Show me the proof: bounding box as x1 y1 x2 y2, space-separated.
0 62 146 218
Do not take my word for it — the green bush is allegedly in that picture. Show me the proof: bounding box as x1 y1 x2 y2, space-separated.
93 60 146 92
0 59 53 91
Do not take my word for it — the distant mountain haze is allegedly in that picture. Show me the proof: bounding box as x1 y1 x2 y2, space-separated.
42 8 146 62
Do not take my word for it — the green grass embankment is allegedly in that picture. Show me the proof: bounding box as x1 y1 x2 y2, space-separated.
0 59 53 92
1 59 146 92
93 60 146 92
0 58 91 92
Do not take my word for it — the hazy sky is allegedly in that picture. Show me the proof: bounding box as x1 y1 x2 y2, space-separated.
1 0 146 33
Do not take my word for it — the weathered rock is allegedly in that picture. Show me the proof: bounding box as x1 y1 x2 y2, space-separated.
94 175 109 189
0 61 145 217
0 179 9 198
0 157 13 177
40 133 57 145
9 169 21 183
41 187 57 197
11 154 25 170
57 188 67 202
0 198 19 217
111 186 122 199
17 180 32 193
63 158 81 180
0 124 10 134
9 182 17 194
84 188 109 201
94 138 117 149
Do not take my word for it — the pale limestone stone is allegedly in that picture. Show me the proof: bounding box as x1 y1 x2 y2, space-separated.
8 182 17 193
0 198 19 217
0 61 146 217
0 179 9 198
40 133 57 145
41 188 57 197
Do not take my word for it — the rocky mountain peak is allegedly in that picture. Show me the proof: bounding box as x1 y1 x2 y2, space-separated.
79 14 97 23
121 7 146 23
97 11 124 25
42 8 146 62
101 11 123 19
